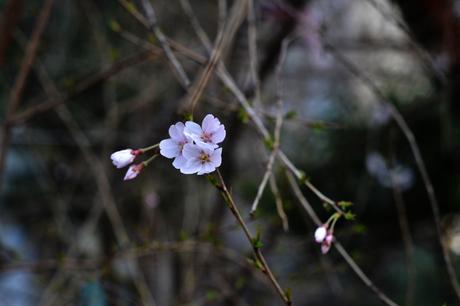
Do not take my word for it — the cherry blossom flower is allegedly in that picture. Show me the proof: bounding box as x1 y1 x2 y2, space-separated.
159 122 192 169
111 149 140 168
180 143 222 175
124 164 144 181
314 225 327 243
321 232 333 254
184 114 226 149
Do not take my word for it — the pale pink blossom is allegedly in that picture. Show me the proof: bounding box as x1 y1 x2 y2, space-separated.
184 114 226 149
180 143 222 175
124 164 144 181
321 232 334 254
314 225 327 243
111 149 139 168
159 122 192 169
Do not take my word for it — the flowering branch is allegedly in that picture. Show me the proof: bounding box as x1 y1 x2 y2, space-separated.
212 169 292 306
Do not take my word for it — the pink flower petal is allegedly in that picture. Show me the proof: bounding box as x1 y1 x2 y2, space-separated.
182 143 201 160
172 155 187 169
184 121 203 139
159 139 180 158
211 126 226 144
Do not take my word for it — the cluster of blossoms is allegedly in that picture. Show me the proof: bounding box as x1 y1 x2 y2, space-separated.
314 224 333 254
110 114 225 180
159 114 225 175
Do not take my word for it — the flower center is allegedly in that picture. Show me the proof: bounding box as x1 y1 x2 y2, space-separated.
201 132 212 143
199 152 211 164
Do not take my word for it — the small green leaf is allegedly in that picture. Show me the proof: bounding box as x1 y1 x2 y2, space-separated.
338 201 353 209
183 113 193 121
352 224 367 234
298 170 308 183
109 19 121 32
344 212 356 221
147 34 156 44
263 136 274 150
238 107 249 123
207 174 219 187
235 277 246 290
285 288 292 301
206 290 219 301
284 110 297 120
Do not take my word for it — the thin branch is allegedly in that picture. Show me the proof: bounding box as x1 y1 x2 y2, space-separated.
326 41 460 302
140 0 191 88
250 38 288 215
215 169 292 306
30 52 157 306
0 0 54 189
181 0 247 115
8 49 159 125
285 171 399 306
269 174 289 232
389 150 416 306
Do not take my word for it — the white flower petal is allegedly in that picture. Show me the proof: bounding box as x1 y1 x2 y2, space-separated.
180 159 201 174
202 114 220 133
124 164 143 180
210 148 222 168
172 155 187 169
182 143 201 160
198 162 215 175
211 126 226 144
184 121 203 138
111 149 135 168
314 226 327 243
169 122 186 141
159 139 180 158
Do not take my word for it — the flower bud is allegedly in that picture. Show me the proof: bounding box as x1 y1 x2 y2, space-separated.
111 149 137 168
314 225 327 243
124 164 144 181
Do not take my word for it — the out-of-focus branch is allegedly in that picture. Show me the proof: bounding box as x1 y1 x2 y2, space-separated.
0 0 54 190
389 149 416 306
8 49 159 125
285 171 399 306
214 170 292 306
326 41 460 302
140 0 191 89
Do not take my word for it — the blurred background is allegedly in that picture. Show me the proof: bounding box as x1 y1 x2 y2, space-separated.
1 0 460 305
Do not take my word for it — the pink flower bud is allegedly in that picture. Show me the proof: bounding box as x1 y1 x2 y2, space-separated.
111 149 137 168
314 225 327 243
124 164 144 181
321 232 334 254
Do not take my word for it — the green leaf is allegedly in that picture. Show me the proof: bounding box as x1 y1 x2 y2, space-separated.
109 19 121 32
206 290 219 301
263 136 274 150
238 107 249 123
285 288 292 301
284 110 298 120
344 212 356 221
338 201 353 209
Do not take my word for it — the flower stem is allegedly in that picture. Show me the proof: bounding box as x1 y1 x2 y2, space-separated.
213 169 292 306
140 143 159 153
142 154 158 167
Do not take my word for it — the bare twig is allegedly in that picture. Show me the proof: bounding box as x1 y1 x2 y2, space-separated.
215 169 292 305
0 0 54 189
326 41 460 302
250 38 289 215
8 49 159 125
389 151 415 306
30 53 157 306
269 174 289 232
285 171 399 306
140 0 190 88
181 0 247 115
